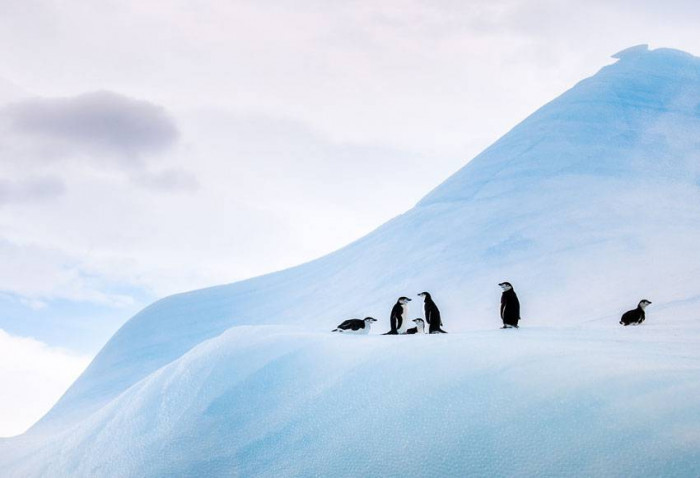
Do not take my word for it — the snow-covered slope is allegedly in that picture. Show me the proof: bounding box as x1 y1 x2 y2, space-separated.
3 45 700 477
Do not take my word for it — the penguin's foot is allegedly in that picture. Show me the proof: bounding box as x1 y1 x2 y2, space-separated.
382 331 398 335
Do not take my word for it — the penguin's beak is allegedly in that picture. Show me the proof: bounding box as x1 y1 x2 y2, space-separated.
406 298 412 301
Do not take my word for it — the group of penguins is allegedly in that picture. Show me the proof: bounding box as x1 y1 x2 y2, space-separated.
332 282 653 334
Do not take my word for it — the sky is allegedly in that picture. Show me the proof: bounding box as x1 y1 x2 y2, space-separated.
2 0 700 437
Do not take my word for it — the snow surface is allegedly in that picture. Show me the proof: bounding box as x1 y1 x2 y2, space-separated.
2 46 700 477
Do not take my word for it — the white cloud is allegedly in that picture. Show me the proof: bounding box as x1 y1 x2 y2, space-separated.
0 329 90 437
133 168 199 192
0 176 65 204
0 240 136 307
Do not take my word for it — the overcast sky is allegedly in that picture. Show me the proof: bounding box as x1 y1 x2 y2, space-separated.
2 0 700 437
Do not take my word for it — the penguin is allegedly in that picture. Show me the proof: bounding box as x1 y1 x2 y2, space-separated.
406 318 425 335
499 282 521 329
383 297 411 335
333 317 377 334
620 300 652 326
417 292 447 334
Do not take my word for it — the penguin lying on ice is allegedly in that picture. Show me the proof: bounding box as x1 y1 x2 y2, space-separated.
333 317 377 334
620 300 651 326
406 318 425 335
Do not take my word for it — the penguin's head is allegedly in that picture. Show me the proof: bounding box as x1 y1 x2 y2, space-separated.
417 292 431 299
364 317 377 323
398 297 411 304
499 282 513 291
639 300 652 309
412 318 424 324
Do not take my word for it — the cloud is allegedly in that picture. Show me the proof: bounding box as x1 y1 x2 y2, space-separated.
133 168 199 192
0 329 90 437
0 176 65 204
0 90 196 194
2 90 179 165
0 239 136 308
0 75 28 104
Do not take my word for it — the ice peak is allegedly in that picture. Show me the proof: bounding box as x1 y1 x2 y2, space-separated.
611 44 649 59
610 44 699 72
417 45 700 208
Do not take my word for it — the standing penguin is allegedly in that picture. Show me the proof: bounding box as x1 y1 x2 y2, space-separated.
417 292 447 334
383 297 411 335
620 300 652 326
499 282 521 329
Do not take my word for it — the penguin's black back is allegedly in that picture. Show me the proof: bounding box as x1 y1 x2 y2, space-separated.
424 297 442 332
336 319 364 331
501 289 520 325
620 307 644 326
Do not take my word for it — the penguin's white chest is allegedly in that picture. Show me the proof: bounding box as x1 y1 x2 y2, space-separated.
343 323 370 335
398 304 409 333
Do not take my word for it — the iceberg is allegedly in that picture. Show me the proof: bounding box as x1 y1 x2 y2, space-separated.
3 46 700 477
